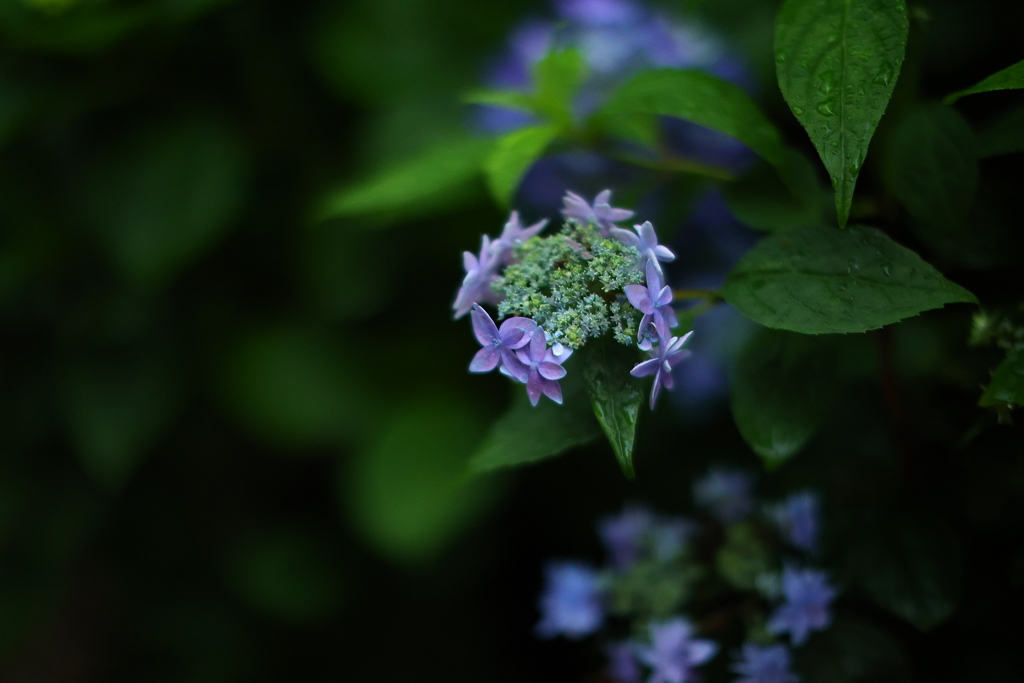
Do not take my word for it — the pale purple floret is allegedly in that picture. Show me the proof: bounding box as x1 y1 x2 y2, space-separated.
535 561 606 639
607 641 642 683
767 566 837 646
561 189 635 236
515 332 573 406
558 0 644 26
494 210 548 265
453 234 503 319
769 491 821 554
732 643 800 683
630 330 693 410
598 505 655 569
468 304 537 383
692 468 756 525
636 618 718 683
625 260 679 350
611 220 676 275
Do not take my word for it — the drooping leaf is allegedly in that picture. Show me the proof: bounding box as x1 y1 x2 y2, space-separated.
603 69 786 166
579 338 645 479
731 330 838 467
976 101 1024 158
721 225 977 334
775 0 909 227
979 344 1024 408
317 136 493 221
885 104 977 233
470 378 600 473
723 151 827 231
483 123 560 207
945 59 1024 104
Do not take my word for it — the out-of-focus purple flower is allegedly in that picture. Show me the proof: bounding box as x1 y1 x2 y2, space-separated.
598 505 655 569
631 330 693 409
453 234 503 319
732 643 800 683
625 260 678 350
612 220 676 274
494 211 548 264
769 492 821 554
636 618 718 683
536 561 606 639
515 332 573 406
767 566 837 646
562 189 635 236
558 0 644 26
692 468 755 524
468 304 537 383
607 641 643 683
650 516 696 561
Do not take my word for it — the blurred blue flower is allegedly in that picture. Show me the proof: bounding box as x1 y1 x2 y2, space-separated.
468 304 537 382
692 468 755 524
631 331 693 409
767 565 837 646
454 234 503 318
598 505 655 569
732 643 800 683
636 617 718 683
607 640 643 683
536 561 606 639
768 492 821 554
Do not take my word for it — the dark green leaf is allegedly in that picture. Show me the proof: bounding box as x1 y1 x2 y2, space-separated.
484 123 559 207
532 49 585 126
715 522 774 590
976 101 1024 158
885 104 977 232
731 330 838 467
580 339 645 479
722 225 977 334
317 136 493 220
795 617 915 682
775 0 909 227
602 69 786 166
462 89 536 112
470 378 600 473
979 344 1024 408
945 59 1024 104
723 151 827 231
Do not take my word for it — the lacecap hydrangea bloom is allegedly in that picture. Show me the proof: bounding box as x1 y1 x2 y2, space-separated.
456 189 692 409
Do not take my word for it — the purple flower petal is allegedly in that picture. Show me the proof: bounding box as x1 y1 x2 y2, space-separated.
526 370 544 406
630 357 661 378
538 361 568 380
470 346 501 373
471 304 501 345
625 284 652 312
542 378 563 404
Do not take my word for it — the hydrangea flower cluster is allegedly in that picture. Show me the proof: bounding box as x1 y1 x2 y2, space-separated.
534 469 838 683
456 189 692 408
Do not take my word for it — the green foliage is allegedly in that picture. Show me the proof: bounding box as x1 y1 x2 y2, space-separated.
608 558 703 621
723 151 827 231
976 101 1024 158
794 617 914 682
603 69 786 167
531 49 586 128
979 344 1024 408
731 330 838 467
945 59 1024 104
715 522 774 590
580 338 646 479
722 225 977 334
775 0 908 227
484 123 560 206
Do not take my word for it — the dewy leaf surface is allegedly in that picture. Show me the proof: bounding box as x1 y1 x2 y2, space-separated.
580 339 645 479
945 59 1024 104
722 225 977 334
484 123 559 207
775 0 909 227
603 69 786 166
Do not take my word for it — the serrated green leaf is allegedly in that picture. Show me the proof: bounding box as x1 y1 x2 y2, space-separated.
484 123 560 207
470 378 600 473
979 344 1024 408
603 69 785 166
722 225 977 334
976 101 1024 158
731 330 838 467
317 136 493 220
723 151 826 231
945 59 1024 104
579 339 645 479
775 0 908 227
885 103 977 233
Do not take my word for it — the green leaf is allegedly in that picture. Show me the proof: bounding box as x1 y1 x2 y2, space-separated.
945 59 1024 104
885 104 977 232
603 69 786 166
721 225 977 334
979 344 1024 408
723 151 826 231
317 136 493 220
731 330 838 467
462 89 536 112
976 102 1024 158
794 617 915 682
483 123 560 207
846 515 962 630
715 522 774 590
470 379 600 473
579 338 645 479
532 49 585 126
775 0 909 227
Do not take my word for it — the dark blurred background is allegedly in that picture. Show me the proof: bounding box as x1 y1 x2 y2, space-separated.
1 0 1024 680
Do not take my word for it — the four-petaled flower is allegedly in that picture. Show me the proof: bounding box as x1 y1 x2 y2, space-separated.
516 332 573 405
453 234 503 319
636 618 718 683
631 330 693 409
767 565 837 646
494 210 548 264
625 260 678 350
732 643 800 683
535 561 606 639
469 304 537 382
562 189 635 236
611 220 676 274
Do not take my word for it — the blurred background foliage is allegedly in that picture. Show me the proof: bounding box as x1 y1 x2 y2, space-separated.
1 0 1023 680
